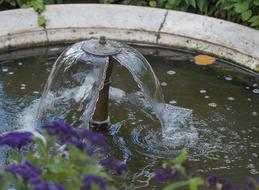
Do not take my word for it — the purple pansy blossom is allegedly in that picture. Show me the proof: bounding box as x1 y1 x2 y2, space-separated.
155 167 179 185
0 131 33 149
5 161 41 181
100 156 127 175
81 175 106 190
43 121 79 143
80 129 110 153
70 139 94 155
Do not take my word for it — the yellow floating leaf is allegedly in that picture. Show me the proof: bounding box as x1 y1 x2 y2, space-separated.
194 54 216 65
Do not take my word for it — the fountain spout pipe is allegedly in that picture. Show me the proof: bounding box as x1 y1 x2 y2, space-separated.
90 58 114 127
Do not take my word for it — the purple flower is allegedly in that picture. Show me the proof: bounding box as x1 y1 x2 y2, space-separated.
0 131 33 149
80 129 110 153
5 161 41 181
70 139 94 155
155 167 179 185
43 121 78 143
100 156 127 175
207 175 218 186
81 175 106 190
33 181 66 190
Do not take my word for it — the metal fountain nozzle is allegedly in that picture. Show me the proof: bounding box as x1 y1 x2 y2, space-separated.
82 36 121 128
82 36 121 56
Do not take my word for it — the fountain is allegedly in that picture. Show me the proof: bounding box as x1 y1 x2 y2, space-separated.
36 36 185 129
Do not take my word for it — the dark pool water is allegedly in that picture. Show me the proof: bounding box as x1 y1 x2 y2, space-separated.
0 45 258 189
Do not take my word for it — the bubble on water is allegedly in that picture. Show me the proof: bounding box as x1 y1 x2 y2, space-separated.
17 62 23 66
20 86 26 90
200 89 207 94
208 102 217 108
166 70 176 75
204 96 209 99
49 47 60 52
2 67 8 72
252 89 259 94
250 169 258 175
131 122 136 125
8 72 14 75
245 86 250 90
252 153 258 158
226 107 231 111
169 100 177 105
252 112 258 116
33 91 39 94
252 83 258 87
224 75 232 81
161 82 167 87
227 97 235 101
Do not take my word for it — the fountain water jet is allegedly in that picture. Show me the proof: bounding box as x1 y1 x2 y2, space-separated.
36 36 166 128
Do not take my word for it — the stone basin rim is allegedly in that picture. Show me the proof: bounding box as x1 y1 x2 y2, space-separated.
0 4 258 72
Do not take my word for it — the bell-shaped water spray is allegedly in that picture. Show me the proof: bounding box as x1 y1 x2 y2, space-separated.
36 36 166 128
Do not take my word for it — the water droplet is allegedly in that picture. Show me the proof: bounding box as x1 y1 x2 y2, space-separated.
252 112 258 116
227 97 235 101
21 84 26 87
200 89 207 94
224 75 232 81
131 122 136 125
8 72 14 75
166 70 176 75
252 89 259 94
20 86 26 90
2 67 8 72
169 100 177 105
226 107 231 111
204 95 209 99
245 86 250 90
252 83 258 87
208 102 217 108
247 163 255 169
252 153 258 158
33 91 39 94
49 47 60 52
161 82 167 87
17 62 23 66
250 169 258 175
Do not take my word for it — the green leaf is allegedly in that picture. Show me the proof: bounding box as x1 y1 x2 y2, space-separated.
38 15 46 27
163 180 189 190
189 0 196 8
175 149 187 164
234 2 249 13
249 15 259 23
251 19 259 27
197 0 208 13
241 9 252 21
168 0 177 5
149 0 157 7
189 178 204 190
254 0 259 6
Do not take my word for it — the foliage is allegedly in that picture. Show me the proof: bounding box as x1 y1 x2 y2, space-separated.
100 0 259 29
0 0 63 27
0 123 259 190
0 121 126 190
155 149 259 190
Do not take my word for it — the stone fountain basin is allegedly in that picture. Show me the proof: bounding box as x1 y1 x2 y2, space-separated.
0 4 258 72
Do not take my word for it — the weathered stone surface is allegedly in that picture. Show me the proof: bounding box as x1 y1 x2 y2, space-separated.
0 4 258 71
